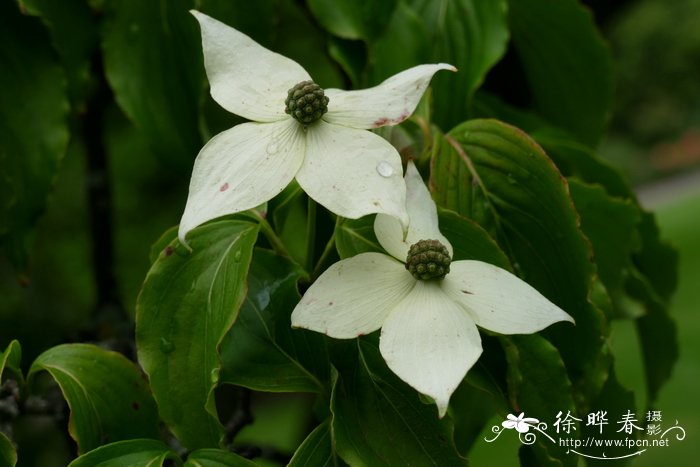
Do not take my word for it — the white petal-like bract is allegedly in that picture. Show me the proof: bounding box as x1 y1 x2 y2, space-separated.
192 10 311 122
375 161 452 262
296 122 409 225
179 119 305 243
442 260 575 334
323 64 456 129
291 253 415 338
379 281 483 417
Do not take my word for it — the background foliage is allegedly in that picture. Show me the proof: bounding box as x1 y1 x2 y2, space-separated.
0 0 690 465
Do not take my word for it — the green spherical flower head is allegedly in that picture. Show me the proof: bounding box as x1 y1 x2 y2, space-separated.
405 239 451 281
285 80 329 125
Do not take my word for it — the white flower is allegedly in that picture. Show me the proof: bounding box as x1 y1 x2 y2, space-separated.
291 162 574 417
502 413 540 433
178 11 456 244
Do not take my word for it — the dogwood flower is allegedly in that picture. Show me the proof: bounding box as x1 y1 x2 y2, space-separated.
291 162 574 417
179 11 456 244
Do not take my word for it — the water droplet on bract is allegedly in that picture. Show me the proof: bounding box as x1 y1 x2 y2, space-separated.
266 141 279 155
160 337 175 354
233 250 242 262
376 161 394 178
210 368 220 384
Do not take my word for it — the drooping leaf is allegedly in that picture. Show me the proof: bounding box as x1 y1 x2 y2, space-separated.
627 211 678 405
507 0 613 145
27 344 161 454
102 0 202 165
184 449 258 467
430 119 610 404
628 269 678 405
331 340 467 466
307 0 398 41
136 220 259 449
67 439 178 467
18 0 99 107
0 432 16 467
0 0 69 270
502 335 577 467
288 421 337 467
568 180 643 319
220 249 329 393
0 340 21 382
408 0 510 128
633 212 678 303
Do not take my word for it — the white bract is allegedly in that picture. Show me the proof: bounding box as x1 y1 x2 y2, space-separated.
291 162 574 417
179 11 456 244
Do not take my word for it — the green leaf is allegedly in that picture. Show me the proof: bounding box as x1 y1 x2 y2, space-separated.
568 180 643 318
437 208 510 269
307 0 398 40
503 335 577 467
366 1 429 85
220 249 328 393
633 212 678 303
27 344 161 454
471 96 679 405
430 119 610 404
580 368 636 467
270 182 309 267
136 220 259 449
331 340 466 466
0 0 69 270
507 0 613 145
18 0 99 107
473 92 631 199
288 421 336 467
148 226 179 265
68 439 178 467
334 216 383 259
102 0 202 165
0 432 16 467
628 269 678 405
334 201 512 270
449 378 498 455
185 449 257 467
409 0 509 128
0 340 21 382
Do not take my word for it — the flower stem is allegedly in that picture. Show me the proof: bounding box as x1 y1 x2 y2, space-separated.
305 196 317 273
311 216 340 281
254 213 291 259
